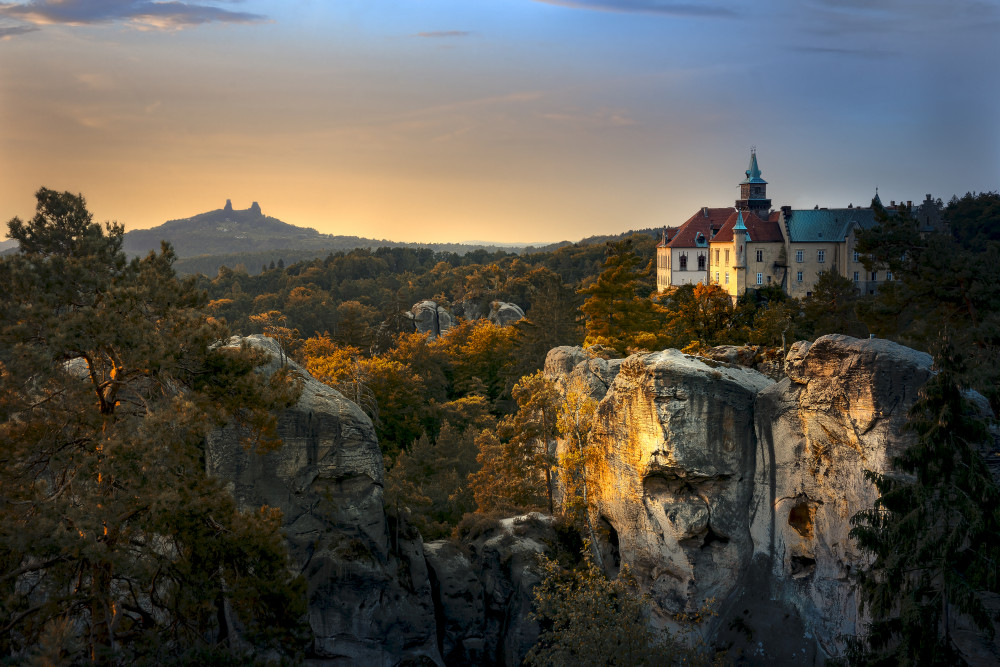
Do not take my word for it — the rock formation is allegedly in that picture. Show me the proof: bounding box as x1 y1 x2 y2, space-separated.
206 335 441 665
206 334 992 665
487 301 525 327
408 300 453 339
543 335 940 662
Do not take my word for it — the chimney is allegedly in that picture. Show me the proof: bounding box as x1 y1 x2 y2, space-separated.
702 206 708 217
907 200 912 208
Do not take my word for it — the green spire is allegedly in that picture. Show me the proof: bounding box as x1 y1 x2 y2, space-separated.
741 150 767 184
734 210 747 231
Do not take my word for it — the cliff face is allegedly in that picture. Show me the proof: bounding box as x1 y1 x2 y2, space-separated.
750 336 933 657
206 336 440 665
208 334 972 665
544 335 937 662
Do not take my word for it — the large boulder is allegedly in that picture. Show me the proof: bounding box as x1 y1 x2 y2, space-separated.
410 300 453 339
487 301 525 327
206 335 441 665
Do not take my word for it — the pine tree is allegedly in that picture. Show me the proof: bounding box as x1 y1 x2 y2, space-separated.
579 239 661 354
0 189 307 664
849 338 1000 665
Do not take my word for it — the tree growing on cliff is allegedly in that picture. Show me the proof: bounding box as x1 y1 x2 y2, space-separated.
0 189 307 664
849 338 1000 665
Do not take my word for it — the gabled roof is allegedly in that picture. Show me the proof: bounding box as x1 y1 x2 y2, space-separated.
741 151 767 185
656 226 680 248
666 207 733 249
712 210 783 243
783 208 879 242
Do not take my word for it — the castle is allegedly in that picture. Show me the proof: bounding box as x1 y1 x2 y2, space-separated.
656 151 940 300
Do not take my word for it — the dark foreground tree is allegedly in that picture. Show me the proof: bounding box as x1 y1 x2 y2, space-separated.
0 189 307 664
849 338 1000 665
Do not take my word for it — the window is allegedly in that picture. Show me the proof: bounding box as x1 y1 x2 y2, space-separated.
756 273 763 285
871 271 878 281
725 249 730 265
817 250 825 263
796 271 803 282
886 271 893 281
715 272 720 283
853 251 860 262
756 249 763 263
795 250 803 263
853 271 859 282
679 254 687 270
714 249 720 265
697 255 706 270
725 272 729 284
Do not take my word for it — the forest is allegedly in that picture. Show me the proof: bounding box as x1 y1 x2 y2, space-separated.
2 188 1000 665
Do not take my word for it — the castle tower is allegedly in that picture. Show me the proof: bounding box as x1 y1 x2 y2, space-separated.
734 210 747 269
735 149 771 217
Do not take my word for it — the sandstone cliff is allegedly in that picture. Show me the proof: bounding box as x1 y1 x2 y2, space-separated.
544 335 938 663
207 336 441 665
208 334 989 665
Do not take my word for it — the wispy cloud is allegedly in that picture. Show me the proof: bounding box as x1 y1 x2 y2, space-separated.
791 45 894 58
0 23 37 38
0 1 266 30
415 30 472 38
532 0 738 18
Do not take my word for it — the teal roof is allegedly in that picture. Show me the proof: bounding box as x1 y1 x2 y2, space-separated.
784 208 879 242
734 210 747 231
741 151 767 185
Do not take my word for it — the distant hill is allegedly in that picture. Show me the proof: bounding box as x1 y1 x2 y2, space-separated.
123 200 529 262
120 200 662 276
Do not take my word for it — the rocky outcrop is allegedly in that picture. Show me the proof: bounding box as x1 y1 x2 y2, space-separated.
206 335 441 665
543 345 623 400
208 334 989 665
543 336 948 663
487 301 524 327
748 335 933 659
580 349 773 622
698 343 786 380
409 300 453 339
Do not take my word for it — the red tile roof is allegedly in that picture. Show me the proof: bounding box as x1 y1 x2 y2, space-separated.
666 207 733 248
655 226 681 248
712 210 784 243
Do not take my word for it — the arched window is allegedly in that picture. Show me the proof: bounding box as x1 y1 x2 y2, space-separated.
679 254 688 270
697 255 706 270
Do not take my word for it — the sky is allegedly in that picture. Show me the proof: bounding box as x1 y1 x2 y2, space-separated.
1 0 998 244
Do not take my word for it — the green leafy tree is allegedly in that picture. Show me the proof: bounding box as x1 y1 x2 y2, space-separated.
0 189 306 664
849 339 1000 665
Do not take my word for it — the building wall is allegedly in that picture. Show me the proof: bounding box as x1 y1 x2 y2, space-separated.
710 239 785 298
785 242 842 298
668 248 709 288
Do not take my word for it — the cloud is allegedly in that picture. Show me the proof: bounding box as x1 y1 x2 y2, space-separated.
0 22 37 38
0 1 266 30
415 30 472 38
532 0 738 18
791 45 894 58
